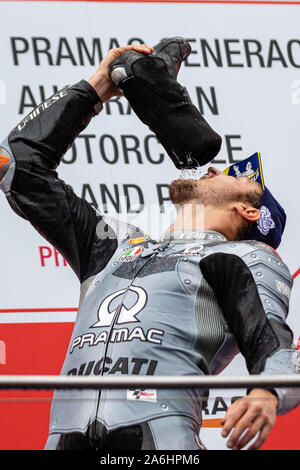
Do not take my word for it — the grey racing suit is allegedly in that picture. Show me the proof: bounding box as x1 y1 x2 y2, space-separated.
0 80 299 450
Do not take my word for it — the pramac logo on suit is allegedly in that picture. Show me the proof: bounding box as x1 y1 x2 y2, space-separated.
70 285 164 354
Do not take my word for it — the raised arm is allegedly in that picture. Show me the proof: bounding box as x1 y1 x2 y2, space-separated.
200 244 299 449
0 44 152 281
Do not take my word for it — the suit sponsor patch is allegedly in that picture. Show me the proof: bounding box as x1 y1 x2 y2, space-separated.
128 237 148 245
127 388 157 403
118 246 144 262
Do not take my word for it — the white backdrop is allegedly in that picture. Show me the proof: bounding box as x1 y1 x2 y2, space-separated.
0 0 299 449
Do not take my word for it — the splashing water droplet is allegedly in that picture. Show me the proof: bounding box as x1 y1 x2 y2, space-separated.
179 167 204 180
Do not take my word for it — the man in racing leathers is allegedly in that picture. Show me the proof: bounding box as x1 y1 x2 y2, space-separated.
0 40 299 451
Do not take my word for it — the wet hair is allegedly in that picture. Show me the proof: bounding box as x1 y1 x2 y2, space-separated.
242 187 263 210
235 219 252 241
235 187 263 240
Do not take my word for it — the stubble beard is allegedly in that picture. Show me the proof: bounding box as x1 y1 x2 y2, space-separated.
169 178 237 207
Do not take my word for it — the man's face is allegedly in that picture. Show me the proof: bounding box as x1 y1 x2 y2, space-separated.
169 166 262 207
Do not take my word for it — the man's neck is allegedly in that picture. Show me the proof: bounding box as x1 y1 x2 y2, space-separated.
160 229 227 244
167 204 237 241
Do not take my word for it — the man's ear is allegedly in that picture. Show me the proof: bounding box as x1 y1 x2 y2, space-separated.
234 203 261 222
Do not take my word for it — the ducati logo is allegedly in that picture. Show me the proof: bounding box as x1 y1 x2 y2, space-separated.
91 285 147 328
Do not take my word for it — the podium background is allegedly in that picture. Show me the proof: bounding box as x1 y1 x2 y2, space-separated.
0 0 299 449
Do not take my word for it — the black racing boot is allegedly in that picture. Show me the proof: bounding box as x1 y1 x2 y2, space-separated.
108 37 222 169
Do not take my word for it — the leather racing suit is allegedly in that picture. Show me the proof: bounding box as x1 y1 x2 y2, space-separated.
0 80 299 450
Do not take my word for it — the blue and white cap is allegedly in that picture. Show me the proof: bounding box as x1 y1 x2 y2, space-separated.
223 152 286 250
